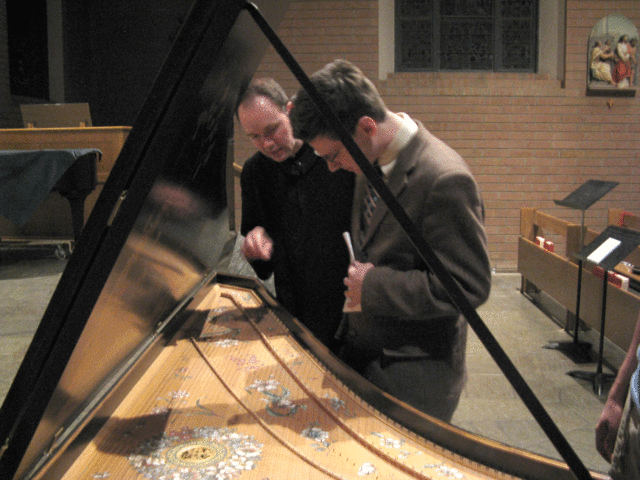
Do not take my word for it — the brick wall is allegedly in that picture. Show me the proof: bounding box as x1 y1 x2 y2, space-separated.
0 0 637 270
233 0 640 271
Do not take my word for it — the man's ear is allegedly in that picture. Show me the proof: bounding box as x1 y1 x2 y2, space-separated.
356 116 377 137
285 101 294 114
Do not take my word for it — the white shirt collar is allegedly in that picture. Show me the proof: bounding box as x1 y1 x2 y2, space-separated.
377 113 418 177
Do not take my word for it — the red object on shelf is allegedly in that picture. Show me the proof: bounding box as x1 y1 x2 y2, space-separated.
619 211 632 227
593 266 629 291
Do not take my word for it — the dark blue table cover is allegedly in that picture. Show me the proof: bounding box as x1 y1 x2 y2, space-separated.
0 149 101 226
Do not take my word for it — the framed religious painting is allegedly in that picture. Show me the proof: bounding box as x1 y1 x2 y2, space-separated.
587 14 638 95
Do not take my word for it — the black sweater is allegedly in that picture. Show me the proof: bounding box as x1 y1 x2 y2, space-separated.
240 143 354 346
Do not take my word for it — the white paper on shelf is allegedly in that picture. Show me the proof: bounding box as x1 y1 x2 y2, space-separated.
587 237 621 264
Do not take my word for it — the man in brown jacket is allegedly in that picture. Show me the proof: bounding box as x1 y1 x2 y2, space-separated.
290 59 491 421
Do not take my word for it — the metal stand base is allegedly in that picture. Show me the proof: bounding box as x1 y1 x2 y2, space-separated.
567 370 615 396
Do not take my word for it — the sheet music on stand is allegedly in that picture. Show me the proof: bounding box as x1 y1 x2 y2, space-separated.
569 225 640 395
545 180 619 359
575 225 640 271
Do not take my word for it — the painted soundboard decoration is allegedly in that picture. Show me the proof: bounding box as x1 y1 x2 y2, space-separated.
59 283 496 480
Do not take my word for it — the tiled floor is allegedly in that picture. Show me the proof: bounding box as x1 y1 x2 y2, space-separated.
0 248 621 476
455 273 616 475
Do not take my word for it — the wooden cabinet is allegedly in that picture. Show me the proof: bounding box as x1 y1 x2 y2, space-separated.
0 126 130 238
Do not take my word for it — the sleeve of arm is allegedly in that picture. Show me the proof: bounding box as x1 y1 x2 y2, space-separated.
240 162 275 280
607 312 640 406
362 171 491 320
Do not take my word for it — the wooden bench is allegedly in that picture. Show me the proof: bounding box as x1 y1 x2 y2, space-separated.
518 208 640 352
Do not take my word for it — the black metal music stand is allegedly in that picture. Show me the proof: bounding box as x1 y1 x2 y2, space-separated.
544 180 618 360
568 225 640 395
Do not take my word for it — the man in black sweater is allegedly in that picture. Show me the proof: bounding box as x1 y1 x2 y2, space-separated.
237 78 354 350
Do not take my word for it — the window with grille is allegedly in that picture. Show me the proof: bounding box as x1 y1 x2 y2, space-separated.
395 0 538 72
7 0 50 99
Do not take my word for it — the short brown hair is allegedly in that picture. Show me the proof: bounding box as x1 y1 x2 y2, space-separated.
290 59 387 141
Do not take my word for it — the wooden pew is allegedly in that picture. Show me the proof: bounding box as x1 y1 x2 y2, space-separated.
610 208 640 232
518 208 640 352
